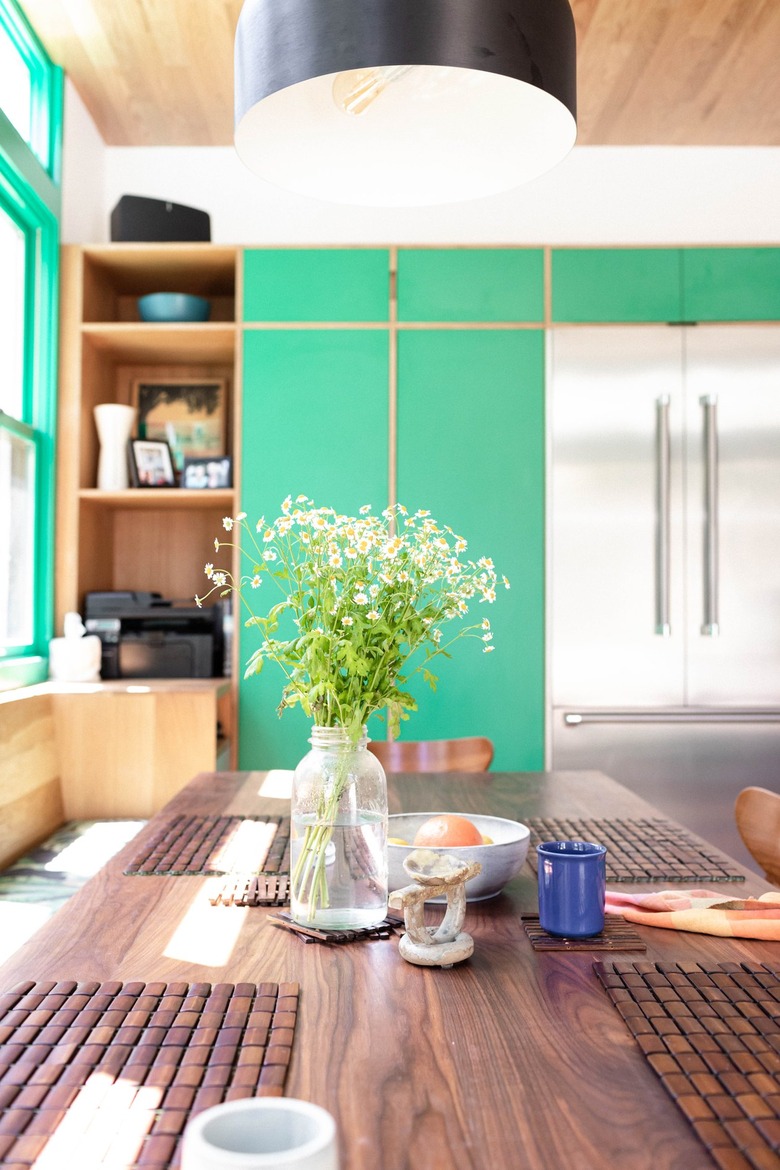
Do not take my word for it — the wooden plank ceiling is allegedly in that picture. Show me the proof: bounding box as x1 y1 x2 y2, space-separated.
20 0 780 148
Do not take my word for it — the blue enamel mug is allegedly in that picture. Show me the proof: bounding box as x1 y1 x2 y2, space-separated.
537 840 607 938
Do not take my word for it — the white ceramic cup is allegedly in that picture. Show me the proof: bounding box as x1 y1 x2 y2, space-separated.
180 1098 339 1170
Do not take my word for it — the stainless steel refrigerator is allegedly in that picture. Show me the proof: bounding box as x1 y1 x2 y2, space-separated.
548 325 780 868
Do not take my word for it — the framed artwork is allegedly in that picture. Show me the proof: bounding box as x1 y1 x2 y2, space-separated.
182 455 233 490
131 379 227 471
128 438 177 487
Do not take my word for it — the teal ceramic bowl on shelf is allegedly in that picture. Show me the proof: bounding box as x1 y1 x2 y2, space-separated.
137 292 211 322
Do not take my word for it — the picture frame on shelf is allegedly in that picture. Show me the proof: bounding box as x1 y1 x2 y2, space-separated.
182 455 233 490
131 378 227 472
128 438 177 488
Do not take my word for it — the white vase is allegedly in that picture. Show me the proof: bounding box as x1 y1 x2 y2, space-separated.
94 403 136 491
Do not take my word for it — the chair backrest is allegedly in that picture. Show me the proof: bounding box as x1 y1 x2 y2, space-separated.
735 786 780 885
368 736 494 774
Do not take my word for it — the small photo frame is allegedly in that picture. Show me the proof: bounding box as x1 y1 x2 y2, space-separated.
182 455 233 490
131 378 227 472
128 438 177 488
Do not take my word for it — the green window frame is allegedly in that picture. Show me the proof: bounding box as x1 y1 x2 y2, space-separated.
0 0 61 180
0 0 61 687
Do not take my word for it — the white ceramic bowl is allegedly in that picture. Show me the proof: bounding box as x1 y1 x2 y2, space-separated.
387 812 530 901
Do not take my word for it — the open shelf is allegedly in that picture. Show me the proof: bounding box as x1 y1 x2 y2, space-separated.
56 243 241 791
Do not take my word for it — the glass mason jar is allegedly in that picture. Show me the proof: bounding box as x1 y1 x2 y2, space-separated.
290 725 388 930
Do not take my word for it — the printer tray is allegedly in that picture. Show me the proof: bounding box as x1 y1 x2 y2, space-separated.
118 632 214 679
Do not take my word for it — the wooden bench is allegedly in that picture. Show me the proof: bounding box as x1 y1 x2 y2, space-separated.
0 687 64 869
0 679 232 868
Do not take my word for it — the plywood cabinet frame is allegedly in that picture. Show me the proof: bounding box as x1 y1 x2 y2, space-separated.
56 244 242 794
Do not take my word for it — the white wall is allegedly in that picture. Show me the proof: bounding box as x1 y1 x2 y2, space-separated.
62 81 780 247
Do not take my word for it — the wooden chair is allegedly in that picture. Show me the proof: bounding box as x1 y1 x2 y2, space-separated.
368 736 494 774
735 786 780 885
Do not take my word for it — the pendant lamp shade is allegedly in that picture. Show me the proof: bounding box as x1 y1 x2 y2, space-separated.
234 0 577 206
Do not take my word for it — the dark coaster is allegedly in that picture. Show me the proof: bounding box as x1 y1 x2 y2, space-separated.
269 910 404 945
595 960 780 1170
123 814 290 877
211 874 291 908
522 913 647 952
525 816 745 883
0 977 300 1169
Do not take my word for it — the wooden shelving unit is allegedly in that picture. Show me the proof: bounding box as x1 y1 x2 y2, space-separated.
55 243 241 798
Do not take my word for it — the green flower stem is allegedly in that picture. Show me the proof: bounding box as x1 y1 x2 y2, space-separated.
290 752 352 919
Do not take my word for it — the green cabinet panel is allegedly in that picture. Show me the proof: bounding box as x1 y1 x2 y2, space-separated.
682 248 780 321
242 249 390 321
238 328 390 769
552 248 682 322
395 329 545 771
397 248 544 322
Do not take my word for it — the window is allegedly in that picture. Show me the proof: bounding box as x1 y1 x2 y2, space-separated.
0 0 61 177
0 0 61 685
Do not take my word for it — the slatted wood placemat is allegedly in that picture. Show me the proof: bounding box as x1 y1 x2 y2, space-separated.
522 914 647 952
0 977 299 1169
268 910 404 945
210 874 291 908
123 815 290 877
594 960 780 1170
525 817 745 884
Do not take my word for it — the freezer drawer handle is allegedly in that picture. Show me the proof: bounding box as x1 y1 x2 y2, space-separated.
563 710 780 724
701 395 720 636
655 395 671 636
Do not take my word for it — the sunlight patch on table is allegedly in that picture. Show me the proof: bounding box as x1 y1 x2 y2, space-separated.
31 1070 162 1169
256 768 293 799
44 821 145 878
211 817 278 871
0 901 52 964
163 877 245 965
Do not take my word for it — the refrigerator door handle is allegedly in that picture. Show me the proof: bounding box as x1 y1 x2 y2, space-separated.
564 709 780 724
655 395 671 636
701 394 720 636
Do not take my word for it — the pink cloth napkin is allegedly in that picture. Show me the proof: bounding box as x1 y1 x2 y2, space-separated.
604 888 780 939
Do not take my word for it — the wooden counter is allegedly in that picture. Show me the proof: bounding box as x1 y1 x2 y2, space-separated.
0 769 775 1170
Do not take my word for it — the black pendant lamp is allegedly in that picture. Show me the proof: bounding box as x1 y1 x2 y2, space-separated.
234 0 577 206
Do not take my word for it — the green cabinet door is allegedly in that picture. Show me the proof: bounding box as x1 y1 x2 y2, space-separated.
397 248 544 322
396 329 545 770
552 248 683 322
239 328 390 768
243 249 390 322
682 248 780 321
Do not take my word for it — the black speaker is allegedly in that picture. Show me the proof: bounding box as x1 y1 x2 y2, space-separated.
110 195 211 243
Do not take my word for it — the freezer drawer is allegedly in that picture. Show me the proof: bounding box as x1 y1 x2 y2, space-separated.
551 706 780 872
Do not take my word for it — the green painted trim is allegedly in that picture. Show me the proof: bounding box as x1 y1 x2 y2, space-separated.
0 90 60 664
0 0 61 181
0 109 60 215
0 657 47 688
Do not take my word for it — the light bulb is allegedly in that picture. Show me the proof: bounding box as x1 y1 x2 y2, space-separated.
332 66 413 116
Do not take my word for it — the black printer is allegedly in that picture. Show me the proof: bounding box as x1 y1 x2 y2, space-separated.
84 591 225 680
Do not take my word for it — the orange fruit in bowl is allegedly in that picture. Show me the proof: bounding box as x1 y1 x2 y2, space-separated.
413 814 484 848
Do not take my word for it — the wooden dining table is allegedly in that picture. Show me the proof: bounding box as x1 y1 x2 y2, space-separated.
0 768 776 1170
